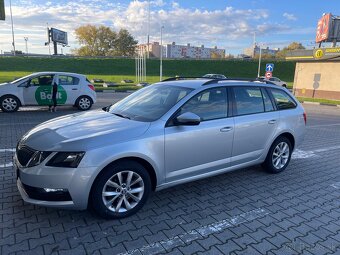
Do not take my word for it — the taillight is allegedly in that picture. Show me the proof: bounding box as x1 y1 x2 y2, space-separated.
303 112 307 125
88 84 95 91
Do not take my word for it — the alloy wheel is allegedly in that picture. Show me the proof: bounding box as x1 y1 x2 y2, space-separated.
272 142 290 170
102 171 144 213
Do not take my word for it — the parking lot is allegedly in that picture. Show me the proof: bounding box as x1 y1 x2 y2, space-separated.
1 92 340 255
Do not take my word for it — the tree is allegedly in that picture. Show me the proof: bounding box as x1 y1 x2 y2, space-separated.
73 25 137 57
115 29 138 57
276 42 305 59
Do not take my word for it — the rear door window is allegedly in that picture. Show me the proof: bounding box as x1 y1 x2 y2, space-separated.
270 89 297 110
233 87 265 116
58 75 80 85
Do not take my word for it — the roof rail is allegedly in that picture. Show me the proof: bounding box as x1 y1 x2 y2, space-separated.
202 77 277 86
161 76 277 86
161 77 210 82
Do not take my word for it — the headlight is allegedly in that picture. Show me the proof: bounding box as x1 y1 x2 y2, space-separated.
46 152 85 168
27 151 52 168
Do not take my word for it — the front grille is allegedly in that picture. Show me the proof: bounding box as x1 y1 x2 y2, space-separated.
16 144 36 167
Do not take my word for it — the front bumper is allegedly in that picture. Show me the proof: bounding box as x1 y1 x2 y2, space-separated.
15 154 98 210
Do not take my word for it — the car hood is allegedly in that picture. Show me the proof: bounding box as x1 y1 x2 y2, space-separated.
20 110 151 151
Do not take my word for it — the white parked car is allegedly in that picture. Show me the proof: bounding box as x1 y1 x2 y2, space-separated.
0 72 96 112
202 74 227 79
259 76 287 87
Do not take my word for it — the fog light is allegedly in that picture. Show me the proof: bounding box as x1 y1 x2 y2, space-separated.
43 188 66 192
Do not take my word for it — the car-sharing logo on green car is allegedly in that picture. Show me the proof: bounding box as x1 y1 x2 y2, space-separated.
35 85 67 105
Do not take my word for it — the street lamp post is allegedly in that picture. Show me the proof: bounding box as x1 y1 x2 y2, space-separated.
257 45 262 78
9 0 16 56
160 26 164 81
147 0 150 59
24 37 28 56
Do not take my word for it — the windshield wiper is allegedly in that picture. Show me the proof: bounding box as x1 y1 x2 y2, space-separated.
112 113 131 119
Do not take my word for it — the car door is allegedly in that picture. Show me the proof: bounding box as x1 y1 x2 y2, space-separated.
56 74 81 105
231 86 279 165
23 74 55 105
164 87 234 183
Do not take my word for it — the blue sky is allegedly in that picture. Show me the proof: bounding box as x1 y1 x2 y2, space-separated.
0 0 339 55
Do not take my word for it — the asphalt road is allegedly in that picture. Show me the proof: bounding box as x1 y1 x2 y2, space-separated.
1 92 340 255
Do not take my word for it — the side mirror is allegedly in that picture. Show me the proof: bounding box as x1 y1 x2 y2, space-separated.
175 112 201 126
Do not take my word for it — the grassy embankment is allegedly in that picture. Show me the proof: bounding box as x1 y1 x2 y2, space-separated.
0 57 295 91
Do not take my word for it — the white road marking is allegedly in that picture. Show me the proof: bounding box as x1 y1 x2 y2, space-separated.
292 149 318 159
292 145 340 159
0 122 40 126
307 123 340 128
0 148 15 168
0 148 15 152
119 208 269 255
0 162 13 168
331 182 340 189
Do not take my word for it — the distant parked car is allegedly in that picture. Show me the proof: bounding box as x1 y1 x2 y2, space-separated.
259 76 287 87
121 79 134 84
136 82 150 87
203 74 227 79
0 72 96 112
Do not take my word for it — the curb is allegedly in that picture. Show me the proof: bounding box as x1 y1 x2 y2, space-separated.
96 90 136 93
301 101 340 107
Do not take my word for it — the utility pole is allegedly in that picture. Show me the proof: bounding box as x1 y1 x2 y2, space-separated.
147 0 150 58
160 26 164 81
9 0 16 55
257 45 262 78
24 37 28 56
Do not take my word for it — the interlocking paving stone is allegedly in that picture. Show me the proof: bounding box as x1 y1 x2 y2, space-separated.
1 101 340 254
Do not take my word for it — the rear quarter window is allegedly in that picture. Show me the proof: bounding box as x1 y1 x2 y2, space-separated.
270 89 297 110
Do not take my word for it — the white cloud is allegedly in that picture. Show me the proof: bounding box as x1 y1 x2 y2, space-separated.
0 0 292 54
283 12 297 21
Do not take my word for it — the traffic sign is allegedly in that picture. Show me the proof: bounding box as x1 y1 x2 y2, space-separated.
266 63 274 72
265 71 272 79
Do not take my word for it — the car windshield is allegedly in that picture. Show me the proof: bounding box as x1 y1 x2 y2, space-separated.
108 85 193 122
10 74 32 84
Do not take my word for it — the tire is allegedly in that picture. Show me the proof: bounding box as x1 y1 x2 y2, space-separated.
90 161 151 219
76 96 92 111
282 84 287 88
262 136 292 174
0 95 20 112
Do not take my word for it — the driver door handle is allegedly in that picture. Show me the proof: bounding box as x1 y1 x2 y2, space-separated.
220 127 233 132
72 88 78 90
268 119 277 124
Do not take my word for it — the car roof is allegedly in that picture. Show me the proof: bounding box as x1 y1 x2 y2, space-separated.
30 72 85 77
157 78 279 90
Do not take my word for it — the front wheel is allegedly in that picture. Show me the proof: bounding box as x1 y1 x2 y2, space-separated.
76 96 92 111
0 95 20 112
90 161 151 219
262 136 292 174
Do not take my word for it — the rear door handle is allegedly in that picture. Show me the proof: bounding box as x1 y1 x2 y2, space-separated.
72 88 78 90
268 120 277 124
220 127 233 132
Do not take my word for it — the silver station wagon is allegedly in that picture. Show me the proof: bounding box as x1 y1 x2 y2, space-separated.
15 78 306 219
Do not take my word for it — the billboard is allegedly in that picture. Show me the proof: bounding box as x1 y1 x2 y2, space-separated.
51 28 68 45
316 14 331 43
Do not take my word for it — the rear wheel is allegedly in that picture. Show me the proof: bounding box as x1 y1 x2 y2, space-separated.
0 95 20 112
76 96 92 111
262 136 292 173
90 161 151 219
